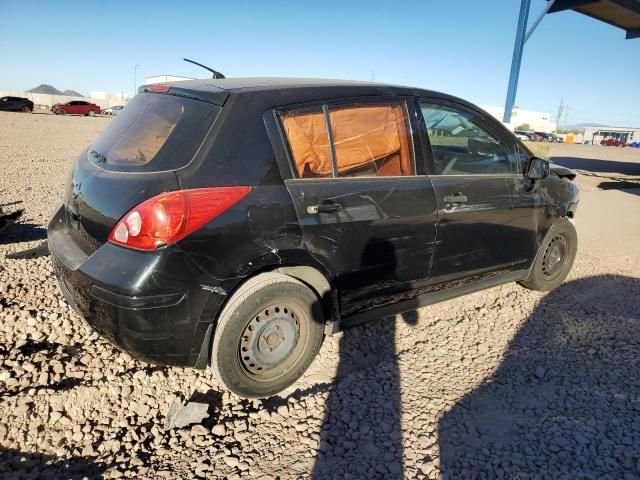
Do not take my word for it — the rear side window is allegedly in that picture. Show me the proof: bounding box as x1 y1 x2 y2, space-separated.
280 107 333 178
89 93 221 172
280 102 414 179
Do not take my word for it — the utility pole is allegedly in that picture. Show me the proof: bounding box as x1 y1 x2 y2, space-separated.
134 64 140 98
556 98 565 131
371 70 376 81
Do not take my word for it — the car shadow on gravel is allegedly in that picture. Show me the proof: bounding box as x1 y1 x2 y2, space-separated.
311 239 418 479
0 446 107 479
0 222 47 245
551 156 640 176
438 275 640 478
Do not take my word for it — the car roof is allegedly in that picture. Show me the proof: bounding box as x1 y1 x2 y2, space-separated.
145 77 475 110
173 77 401 91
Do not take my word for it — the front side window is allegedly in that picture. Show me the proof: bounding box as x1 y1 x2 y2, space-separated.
421 103 514 175
280 102 414 179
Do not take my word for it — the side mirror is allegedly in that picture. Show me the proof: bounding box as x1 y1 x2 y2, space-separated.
526 157 550 180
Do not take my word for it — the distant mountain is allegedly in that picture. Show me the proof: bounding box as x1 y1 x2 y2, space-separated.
26 84 84 97
62 89 84 97
27 84 64 95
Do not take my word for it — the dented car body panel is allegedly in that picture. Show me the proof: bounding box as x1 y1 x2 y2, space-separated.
48 78 579 368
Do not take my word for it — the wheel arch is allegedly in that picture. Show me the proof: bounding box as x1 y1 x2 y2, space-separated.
194 259 340 370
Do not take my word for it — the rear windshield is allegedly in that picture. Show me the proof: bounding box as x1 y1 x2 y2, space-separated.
88 93 221 172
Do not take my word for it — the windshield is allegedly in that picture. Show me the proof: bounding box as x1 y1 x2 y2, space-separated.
89 93 221 172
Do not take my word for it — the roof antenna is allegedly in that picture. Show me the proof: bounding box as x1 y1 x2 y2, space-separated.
183 58 225 79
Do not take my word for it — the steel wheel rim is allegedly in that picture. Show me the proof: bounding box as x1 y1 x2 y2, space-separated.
542 234 569 280
238 303 306 382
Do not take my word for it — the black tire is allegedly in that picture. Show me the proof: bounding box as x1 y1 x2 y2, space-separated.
21 105 31 113
57 109 65 115
88 110 96 117
519 218 577 292
211 272 325 398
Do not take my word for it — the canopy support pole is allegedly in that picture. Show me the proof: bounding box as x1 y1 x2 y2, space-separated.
503 0 531 123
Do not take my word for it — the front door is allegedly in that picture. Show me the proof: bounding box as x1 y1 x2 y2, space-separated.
278 99 438 317
419 100 534 284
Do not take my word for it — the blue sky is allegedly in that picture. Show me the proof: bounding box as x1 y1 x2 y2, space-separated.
1 0 638 126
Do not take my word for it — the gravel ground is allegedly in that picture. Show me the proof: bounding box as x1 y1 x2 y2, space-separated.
1 111 639 479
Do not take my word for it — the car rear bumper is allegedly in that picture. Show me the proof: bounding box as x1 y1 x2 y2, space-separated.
48 205 228 367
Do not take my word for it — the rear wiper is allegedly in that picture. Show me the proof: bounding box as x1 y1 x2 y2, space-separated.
89 149 107 163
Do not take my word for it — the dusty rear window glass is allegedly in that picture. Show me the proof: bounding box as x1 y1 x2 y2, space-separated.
89 93 221 172
280 102 414 179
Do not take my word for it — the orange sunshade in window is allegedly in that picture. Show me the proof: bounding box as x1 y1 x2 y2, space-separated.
281 110 333 178
329 105 412 176
281 104 413 178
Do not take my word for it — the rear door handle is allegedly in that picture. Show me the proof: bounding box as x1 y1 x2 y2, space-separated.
307 203 342 214
443 193 468 204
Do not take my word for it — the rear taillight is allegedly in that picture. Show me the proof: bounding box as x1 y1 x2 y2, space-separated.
108 186 251 251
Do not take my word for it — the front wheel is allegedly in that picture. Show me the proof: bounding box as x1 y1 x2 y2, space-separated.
88 110 96 117
519 218 577 292
22 106 32 113
211 272 325 398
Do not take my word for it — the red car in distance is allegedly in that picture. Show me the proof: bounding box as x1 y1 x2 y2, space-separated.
52 100 101 116
600 138 627 147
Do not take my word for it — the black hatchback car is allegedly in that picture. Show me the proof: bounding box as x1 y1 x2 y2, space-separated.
0 96 34 113
48 78 579 398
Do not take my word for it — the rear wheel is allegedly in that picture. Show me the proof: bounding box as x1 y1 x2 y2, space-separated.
211 272 325 398
519 218 577 292
21 106 31 113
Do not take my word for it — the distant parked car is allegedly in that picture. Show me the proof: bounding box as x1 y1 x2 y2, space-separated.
52 101 101 116
103 106 124 116
534 132 552 142
600 138 627 147
514 130 534 141
0 96 34 113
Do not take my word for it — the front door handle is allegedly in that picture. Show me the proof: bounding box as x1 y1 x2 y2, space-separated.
307 203 342 214
443 193 468 204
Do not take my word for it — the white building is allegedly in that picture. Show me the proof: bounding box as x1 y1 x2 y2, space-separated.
581 125 640 145
482 105 556 133
90 91 133 102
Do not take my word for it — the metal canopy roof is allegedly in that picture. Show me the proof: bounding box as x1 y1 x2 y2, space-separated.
549 0 640 39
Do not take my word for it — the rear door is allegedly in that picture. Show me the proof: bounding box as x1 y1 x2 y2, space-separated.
76 101 89 115
419 100 534 284
275 98 438 317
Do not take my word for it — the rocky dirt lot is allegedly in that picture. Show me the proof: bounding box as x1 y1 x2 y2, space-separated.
1 111 639 479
